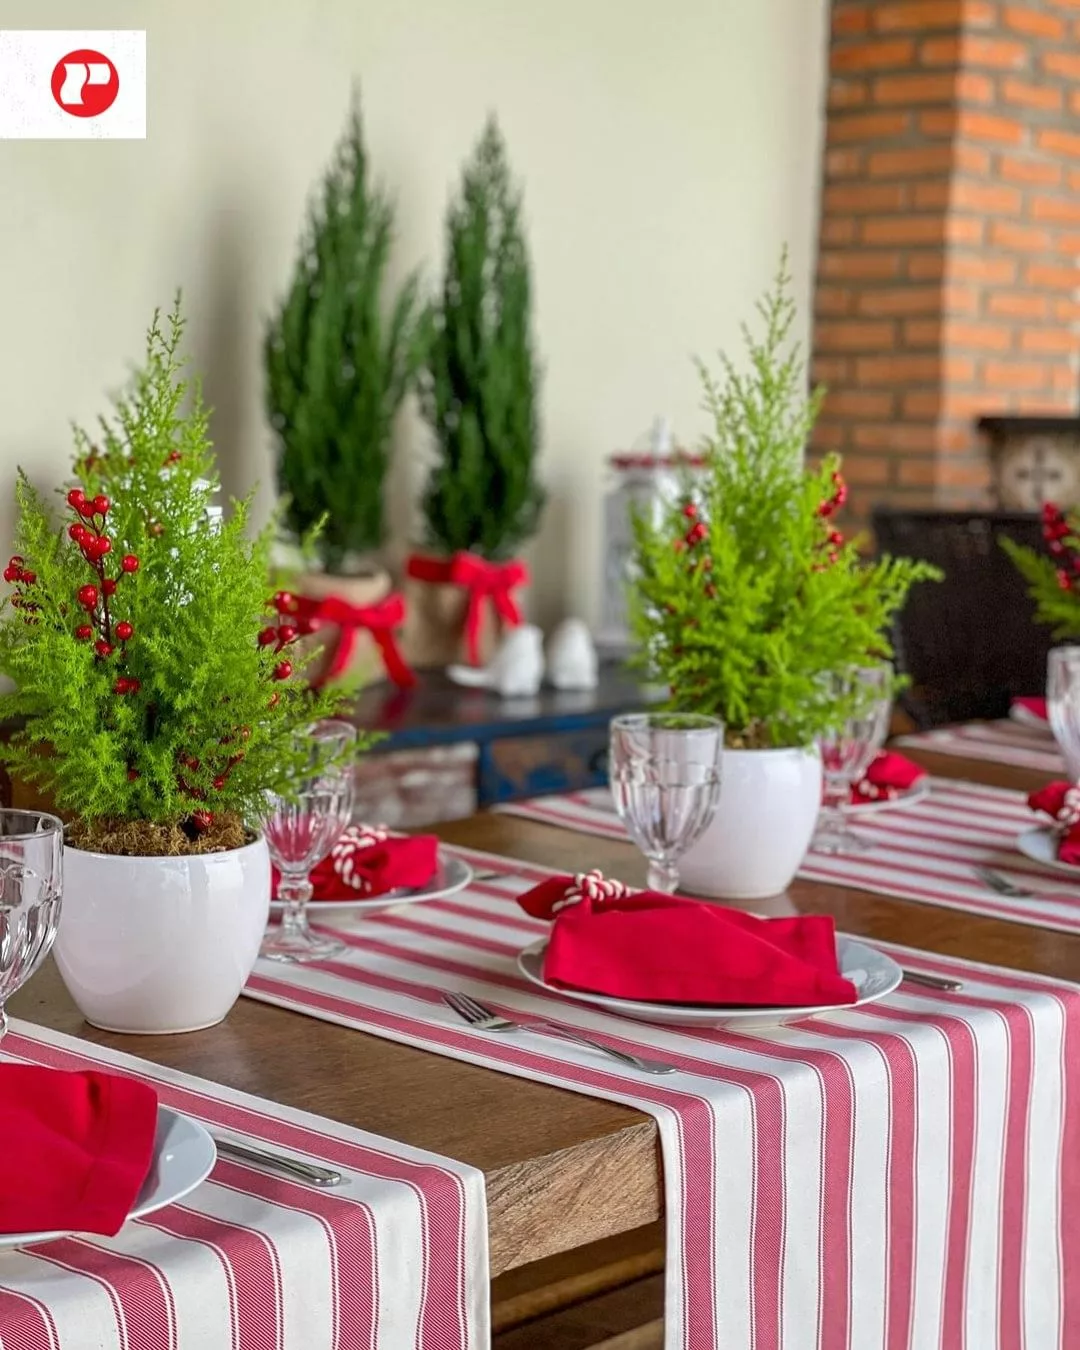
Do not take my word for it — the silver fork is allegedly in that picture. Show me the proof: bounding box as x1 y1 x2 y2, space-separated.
443 991 677 1075
973 866 1033 899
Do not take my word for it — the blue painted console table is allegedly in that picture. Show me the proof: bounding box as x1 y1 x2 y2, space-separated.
351 665 653 808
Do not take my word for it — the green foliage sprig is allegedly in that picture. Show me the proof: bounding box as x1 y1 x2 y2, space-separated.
627 259 940 749
1001 505 1080 637
419 116 544 561
0 301 357 834
266 97 427 572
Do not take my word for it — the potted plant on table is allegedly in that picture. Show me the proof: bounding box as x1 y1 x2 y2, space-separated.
626 261 938 900
265 96 426 689
407 115 545 668
0 303 350 1034
1002 508 1080 637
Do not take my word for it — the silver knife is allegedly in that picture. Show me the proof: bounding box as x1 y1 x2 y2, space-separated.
214 1136 344 1187
901 968 963 992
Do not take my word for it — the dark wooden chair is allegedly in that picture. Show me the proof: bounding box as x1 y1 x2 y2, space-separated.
872 507 1054 730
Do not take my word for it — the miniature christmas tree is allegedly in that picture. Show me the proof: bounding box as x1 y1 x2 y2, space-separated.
419 116 545 560
266 97 427 572
0 300 354 855
627 259 939 748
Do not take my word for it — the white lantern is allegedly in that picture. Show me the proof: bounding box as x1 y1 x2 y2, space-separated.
596 418 704 656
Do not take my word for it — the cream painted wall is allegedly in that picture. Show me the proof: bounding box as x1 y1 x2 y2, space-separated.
0 0 828 628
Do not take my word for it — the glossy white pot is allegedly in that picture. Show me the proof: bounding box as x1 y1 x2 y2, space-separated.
679 746 821 901
55 837 271 1034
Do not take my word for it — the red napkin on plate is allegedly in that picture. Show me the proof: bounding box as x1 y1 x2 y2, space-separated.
272 824 439 901
0 1065 158 1236
1027 781 1080 863
1012 696 1048 721
517 871 858 1008
850 751 926 805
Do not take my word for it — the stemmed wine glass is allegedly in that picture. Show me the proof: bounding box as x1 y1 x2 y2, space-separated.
0 810 63 1041
260 719 357 964
813 665 892 855
1047 646 1080 782
609 713 724 893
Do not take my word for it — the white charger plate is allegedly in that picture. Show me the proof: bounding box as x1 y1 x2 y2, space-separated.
270 852 473 915
845 780 930 815
1009 704 1053 734
0 1105 216 1249
1016 826 1080 877
516 934 902 1030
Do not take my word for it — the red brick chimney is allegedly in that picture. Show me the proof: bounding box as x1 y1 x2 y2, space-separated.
813 0 1080 521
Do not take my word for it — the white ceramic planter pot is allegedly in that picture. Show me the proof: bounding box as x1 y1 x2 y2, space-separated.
55 837 271 1034
679 746 821 901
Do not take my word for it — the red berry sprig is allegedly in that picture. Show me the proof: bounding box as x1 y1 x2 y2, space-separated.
814 472 849 568
3 555 40 621
817 471 847 520
1042 504 1080 592
62 489 142 690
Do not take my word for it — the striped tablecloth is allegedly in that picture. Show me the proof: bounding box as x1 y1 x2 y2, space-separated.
498 778 1080 934
0 1020 487 1350
895 719 1064 774
244 852 1080 1350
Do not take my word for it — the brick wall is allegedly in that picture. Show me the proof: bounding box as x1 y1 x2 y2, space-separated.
814 0 1080 522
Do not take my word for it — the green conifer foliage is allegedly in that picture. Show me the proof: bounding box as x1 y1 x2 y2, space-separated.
266 99 427 571
628 260 940 749
419 117 544 560
1001 507 1080 637
0 302 351 836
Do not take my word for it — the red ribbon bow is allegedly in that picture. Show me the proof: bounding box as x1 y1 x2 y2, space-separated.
292 591 415 689
406 552 529 666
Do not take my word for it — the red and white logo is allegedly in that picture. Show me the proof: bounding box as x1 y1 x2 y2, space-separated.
50 48 119 118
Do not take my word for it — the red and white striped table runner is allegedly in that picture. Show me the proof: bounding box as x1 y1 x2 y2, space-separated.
499 778 1080 933
243 853 1080 1350
895 719 1064 774
0 1020 487 1350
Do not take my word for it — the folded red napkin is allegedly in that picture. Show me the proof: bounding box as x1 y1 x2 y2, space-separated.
517 871 858 1008
850 751 926 805
0 1065 158 1236
1012 696 1048 721
272 824 440 901
1027 781 1080 864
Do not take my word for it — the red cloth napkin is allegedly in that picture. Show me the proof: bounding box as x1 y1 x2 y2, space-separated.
272 825 439 901
1012 696 1048 721
850 751 926 805
517 872 858 1008
1027 781 1080 863
0 1065 158 1236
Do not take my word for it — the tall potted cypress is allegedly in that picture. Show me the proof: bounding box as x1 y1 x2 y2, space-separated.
406 116 545 667
266 98 426 687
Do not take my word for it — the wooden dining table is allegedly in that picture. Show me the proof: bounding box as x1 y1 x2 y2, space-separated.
9 745 1078 1349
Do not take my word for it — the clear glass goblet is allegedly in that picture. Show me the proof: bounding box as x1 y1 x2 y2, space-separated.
813 665 892 855
0 810 63 1040
1047 646 1080 782
260 719 357 964
609 713 724 893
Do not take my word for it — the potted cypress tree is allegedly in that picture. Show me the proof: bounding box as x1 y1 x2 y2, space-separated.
407 116 545 668
0 303 349 1033
266 97 426 687
627 261 938 899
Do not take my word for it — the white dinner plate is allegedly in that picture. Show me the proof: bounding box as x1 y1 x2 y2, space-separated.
0 1105 216 1249
1016 826 1080 877
845 780 930 815
516 934 902 1029
271 852 473 915
1009 704 1053 734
